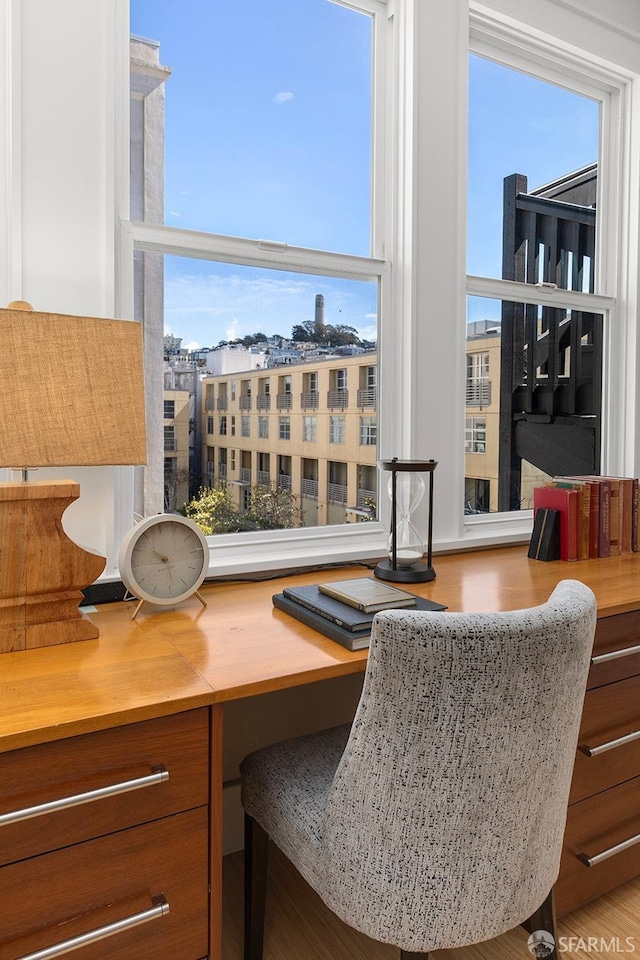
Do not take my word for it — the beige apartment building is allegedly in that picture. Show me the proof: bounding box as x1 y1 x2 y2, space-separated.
164 389 191 511
201 354 378 526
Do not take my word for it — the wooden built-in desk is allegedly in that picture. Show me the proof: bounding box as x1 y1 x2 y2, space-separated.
1 546 640 958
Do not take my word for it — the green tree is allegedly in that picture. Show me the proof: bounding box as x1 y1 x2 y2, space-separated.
185 486 243 535
245 482 303 530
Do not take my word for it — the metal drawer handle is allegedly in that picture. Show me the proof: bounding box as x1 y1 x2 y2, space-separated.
578 832 640 868
0 765 169 827
17 894 169 960
591 642 640 664
578 729 640 757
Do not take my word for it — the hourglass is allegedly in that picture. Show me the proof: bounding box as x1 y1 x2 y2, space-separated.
374 458 437 583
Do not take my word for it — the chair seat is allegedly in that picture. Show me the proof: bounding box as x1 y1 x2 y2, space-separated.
241 724 351 893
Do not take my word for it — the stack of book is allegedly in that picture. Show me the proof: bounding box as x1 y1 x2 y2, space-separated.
531 476 640 562
272 577 447 651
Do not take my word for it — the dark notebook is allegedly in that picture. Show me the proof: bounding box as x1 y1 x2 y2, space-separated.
283 584 446 632
273 590 447 652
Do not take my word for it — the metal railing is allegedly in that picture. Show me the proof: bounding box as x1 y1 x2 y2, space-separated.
277 474 292 490
357 488 377 511
327 389 349 409
465 379 491 406
257 394 271 410
240 467 252 483
356 388 377 409
219 464 227 479
277 393 293 410
258 471 270 486
327 482 348 504
239 396 252 410
216 397 228 411
205 398 216 411
301 478 318 499
300 391 319 409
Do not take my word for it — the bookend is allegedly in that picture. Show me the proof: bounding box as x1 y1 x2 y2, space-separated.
528 508 561 562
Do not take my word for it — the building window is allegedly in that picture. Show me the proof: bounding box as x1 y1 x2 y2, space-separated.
258 416 269 439
219 415 227 436
206 415 214 435
303 416 317 442
465 417 486 454
466 351 491 407
329 415 345 444
359 416 376 446
279 416 291 440
164 399 175 419
231 449 236 472
241 415 250 437
231 415 236 436
164 425 176 451
465 478 491 515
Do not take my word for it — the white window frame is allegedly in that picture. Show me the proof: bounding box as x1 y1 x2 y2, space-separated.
359 415 377 446
465 416 486 454
4 2 640 579
329 415 346 444
278 416 291 441
459 4 639 548
258 416 269 439
303 415 317 442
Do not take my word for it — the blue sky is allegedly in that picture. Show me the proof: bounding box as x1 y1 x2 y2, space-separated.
130 2 600 345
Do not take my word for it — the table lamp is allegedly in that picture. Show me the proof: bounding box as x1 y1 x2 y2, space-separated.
374 458 437 583
0 302 147 653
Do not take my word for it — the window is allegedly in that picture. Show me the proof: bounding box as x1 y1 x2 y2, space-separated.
279 416 291 441
258 416 269 439
219 416 227 436
329 416 345 444
206 416 214 435
19 2 634 576
231 415 236 437
465 417 486 454
303 416 317 442
359 416 377 446
164 425 176 451
466 352 491 407
466 47 611 514
241 415 250 438
164 400 175 419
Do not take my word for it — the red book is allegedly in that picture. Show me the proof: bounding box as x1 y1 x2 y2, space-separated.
533 486 580 561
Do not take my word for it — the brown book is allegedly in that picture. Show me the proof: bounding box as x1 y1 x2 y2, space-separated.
564 477 611 558
609 478 634 554
551 480 590 560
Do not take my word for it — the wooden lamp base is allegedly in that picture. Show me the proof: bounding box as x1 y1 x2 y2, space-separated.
0 480 106 653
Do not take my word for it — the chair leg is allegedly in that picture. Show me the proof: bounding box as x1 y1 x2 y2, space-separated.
244 813 269 960
524 888 559 959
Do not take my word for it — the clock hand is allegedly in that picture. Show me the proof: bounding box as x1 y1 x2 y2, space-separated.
152 550 170 563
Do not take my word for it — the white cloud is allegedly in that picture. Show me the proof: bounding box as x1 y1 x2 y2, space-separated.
364 313 377 320
273 91 294 104
169 211 181 217
184 340 201 350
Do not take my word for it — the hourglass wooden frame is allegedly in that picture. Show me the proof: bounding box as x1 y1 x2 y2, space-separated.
374 458 437 584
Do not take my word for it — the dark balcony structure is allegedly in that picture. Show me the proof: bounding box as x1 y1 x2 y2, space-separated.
499 166 601 511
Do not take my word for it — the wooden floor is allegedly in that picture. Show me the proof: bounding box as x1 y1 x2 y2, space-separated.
222 845 640 960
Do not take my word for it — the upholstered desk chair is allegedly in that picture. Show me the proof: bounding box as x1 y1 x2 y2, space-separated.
240 579 596 959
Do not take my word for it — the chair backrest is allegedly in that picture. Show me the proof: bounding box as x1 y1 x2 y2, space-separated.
319 579 597 952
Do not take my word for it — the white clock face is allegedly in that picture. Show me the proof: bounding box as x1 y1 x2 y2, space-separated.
129 520 206 601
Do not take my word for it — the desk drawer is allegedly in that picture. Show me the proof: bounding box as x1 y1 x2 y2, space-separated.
556 774 640 917
589 611 640 688
0 806 208 960
569 674 640 804
0 708 209 866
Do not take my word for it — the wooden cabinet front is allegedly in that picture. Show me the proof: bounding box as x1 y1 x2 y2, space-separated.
0 709 212 960
0 807 209 960
557 610 640 916
0 708 209 866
